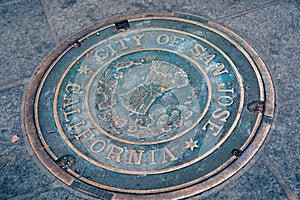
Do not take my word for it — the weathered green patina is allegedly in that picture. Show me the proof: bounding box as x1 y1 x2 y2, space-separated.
24 12 274 199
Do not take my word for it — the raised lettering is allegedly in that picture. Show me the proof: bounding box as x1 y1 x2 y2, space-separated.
218 83 234 93
169 36 185 47
202 54 216 66
115 39 128 50
218 95 234 107
105 145 124 162
66 83 81 94
212 108 230 122
157 34 170 45
149 149 157 165
95 48 108 60
74 127 95 140
211 63 228 76
90 139 106 153
124 150 144 165
162 147 177 163
106 43 118 56
64 108 80 122
63 96 79 108
188 43 207 57
202 119 223 137
67 119 85 130
131 34 145 46
188 43 215 65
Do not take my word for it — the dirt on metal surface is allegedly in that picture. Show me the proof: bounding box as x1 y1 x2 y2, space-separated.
24 12 274 199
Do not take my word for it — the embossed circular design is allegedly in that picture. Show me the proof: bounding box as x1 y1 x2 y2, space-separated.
24 13 275 199
85 47 212 145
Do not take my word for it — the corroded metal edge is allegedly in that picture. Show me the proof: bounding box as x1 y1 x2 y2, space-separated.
24 46 75 186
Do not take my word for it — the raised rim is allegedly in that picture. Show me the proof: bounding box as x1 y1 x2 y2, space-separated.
24 12 275 199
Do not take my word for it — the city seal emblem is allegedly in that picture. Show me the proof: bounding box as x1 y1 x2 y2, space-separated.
24 12 275 199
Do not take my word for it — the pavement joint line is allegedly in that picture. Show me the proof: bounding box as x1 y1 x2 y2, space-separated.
0 0 26 6
263 153 298 200
60 182 100 200
163 0 172 11
277 96 300 108
0 78 31 92
41 0 60 46
216 1 279 21
293 0 300 10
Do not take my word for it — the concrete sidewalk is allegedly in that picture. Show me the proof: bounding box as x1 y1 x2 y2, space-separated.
0 0 299 199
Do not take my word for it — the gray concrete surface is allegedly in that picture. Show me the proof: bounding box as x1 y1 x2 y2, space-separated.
0 0 299 199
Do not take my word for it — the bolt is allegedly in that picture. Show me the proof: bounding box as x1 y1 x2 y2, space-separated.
115 20 129 30
231 149 243 157
72 41 81 48
247 100 264 113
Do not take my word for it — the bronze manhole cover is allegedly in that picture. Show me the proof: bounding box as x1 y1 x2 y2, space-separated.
24 12 274 199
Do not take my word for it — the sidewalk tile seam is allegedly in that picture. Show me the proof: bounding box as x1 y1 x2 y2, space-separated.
0 78 31 92
263 153 298 200
216 0 279 20
40 0 59 45
277 96 300 109
0 0 27 6
163 0 172 11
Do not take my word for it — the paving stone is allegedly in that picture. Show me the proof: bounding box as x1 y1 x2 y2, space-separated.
0 85 53 199
25 187 92 200
0 0 56 86
218 1 300 103
43 0 166 42
0 0 12 4
218 2 300 197
44 0 273 43
265 101 300 199
168 0 274 19
194 158 288 200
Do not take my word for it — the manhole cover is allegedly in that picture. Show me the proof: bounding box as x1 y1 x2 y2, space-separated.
24 12 274 199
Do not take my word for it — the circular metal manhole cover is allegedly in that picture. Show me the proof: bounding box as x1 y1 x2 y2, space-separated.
24 12 274 199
